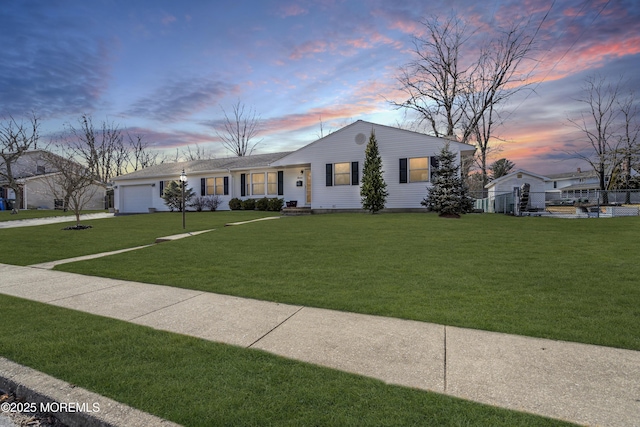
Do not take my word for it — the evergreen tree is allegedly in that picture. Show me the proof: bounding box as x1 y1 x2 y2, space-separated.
422 143 473 217
360 130 388 213
162 180 195 212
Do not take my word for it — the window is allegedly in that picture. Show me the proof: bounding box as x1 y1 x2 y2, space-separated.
252 173 265 195
204 177 227 195
409 157 429 182
215 177 225 195
334 162 351 185
267 172 278 195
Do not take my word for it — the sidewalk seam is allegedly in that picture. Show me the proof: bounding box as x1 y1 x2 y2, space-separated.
128 292 206 321
247 306 305 348
443 325 447 393
45 283 127 303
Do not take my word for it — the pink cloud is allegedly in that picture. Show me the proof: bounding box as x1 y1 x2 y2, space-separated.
279 3 308 18
290 39 330 60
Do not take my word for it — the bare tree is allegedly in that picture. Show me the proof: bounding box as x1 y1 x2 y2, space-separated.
127 132 163 171
393 14 537 185
182 144 214 161
216 100 262 156
394 15 470 139
567 75 624 202
41 150 101 228
0 113 40 213
66 114 125 183
465 23 535 185
617 89 640 193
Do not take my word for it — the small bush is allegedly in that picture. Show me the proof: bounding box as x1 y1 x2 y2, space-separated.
205 195 222 211
189 196 207 212
268 198 284 211
241 198 256 210
256 197 269 211
228 198 242 210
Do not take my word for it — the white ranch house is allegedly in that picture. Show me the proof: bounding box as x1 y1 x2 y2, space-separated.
112 120 475 213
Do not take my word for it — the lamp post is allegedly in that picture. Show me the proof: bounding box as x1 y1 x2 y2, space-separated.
180 169 187 229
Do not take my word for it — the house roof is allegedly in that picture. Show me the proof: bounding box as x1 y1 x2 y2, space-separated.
272 120 476 167
546 169 597 180
558 183 601 191
112 151 293 181
485 169 549 189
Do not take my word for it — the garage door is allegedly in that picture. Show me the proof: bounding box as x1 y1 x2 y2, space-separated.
120 185 152 213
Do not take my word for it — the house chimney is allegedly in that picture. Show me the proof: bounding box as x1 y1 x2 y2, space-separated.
577 167 581 173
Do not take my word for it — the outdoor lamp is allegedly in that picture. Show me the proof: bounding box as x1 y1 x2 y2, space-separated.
180 169 187 229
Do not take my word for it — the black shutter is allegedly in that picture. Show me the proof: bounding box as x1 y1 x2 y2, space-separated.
326 164 333 186
277 171 284 195
351 162 359 185
430 157 439 181
223 177 229 195
159 181 164 196
201 178 206 196
399 158 407 183
240 174 246 197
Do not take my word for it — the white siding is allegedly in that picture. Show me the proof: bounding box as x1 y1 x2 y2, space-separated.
487 172 547 210
273 121 471 209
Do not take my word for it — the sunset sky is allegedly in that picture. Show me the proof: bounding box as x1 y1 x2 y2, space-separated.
2 0 639 175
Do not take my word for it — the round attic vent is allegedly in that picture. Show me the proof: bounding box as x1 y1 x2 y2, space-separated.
355 133 366 145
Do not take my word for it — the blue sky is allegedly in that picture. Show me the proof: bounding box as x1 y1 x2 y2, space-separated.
2 0 639 174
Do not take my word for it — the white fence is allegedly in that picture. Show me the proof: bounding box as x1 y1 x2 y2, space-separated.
473 189 640 216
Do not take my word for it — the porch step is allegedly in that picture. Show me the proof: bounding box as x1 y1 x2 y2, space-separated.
281 207 313 216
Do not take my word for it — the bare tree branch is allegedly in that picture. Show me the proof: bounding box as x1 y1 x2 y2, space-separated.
216 100 262 157
392 14 538 186
567 75 624 198
127 132 163 171
0 113 40 213
65 114 125 183
41 149 101 227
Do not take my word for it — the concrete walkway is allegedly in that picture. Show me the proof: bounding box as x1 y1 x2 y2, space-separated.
0 212 115 228
0 264 638 426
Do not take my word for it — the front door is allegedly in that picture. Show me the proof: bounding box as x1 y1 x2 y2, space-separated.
305 168 311 206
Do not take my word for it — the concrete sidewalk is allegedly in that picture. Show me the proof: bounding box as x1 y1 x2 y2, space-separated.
0 212 115 228
0 263 638 427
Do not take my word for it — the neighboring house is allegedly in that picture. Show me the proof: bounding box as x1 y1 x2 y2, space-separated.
483 169 548 213
0 150 106 210
545 168 601 199
112 120 476 213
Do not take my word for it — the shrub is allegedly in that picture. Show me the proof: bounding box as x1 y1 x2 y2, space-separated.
241 198 256 210
204 195 222 211
189 196 207 212
256 197 269 211
228 198 242 210
268 198 284 211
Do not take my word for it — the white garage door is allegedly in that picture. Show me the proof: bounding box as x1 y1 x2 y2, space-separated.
121 185 152 213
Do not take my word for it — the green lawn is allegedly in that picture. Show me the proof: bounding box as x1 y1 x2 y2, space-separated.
0 209 106 221
0 295 574 427
53 213 640 351
0 211 278 265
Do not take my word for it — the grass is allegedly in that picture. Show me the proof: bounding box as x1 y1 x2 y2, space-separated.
0 294 575 427
0 211 277 265
0 209 106 221
54 213 640 351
